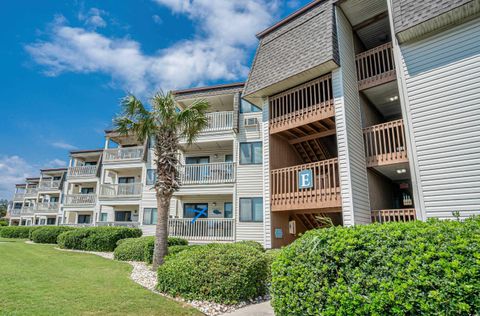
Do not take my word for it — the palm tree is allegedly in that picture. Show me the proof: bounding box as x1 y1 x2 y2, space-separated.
114 91 209 269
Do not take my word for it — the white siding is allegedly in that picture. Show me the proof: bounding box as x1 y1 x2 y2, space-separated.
333 8 371 226
261 101 271 248
399 17 480 219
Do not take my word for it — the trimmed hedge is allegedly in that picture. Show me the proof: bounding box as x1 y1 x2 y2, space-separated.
0 226 32 238
114 236 189 263
235 240 265 252
0 219 8 226
28 226 47 240
157 243 269 304
57 227 142 252
271 218 480 316
31 226 76 244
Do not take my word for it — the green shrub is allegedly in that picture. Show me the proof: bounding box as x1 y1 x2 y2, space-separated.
271 218 480 316
235 240 265 252
144 237 189 264
265 249 281 280
157 243 269 304
57 227 142 251
28 226 47 240
31 226 76 244
0 219 8 226
166 245 198 257
0 226 32 238
167 237 189 246
115 236 189 263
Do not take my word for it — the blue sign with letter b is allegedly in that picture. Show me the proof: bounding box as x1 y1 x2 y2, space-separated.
298 169 313 189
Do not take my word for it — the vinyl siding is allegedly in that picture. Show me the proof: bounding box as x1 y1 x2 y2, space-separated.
399 17 480 219
261 102 271 248
333 8 371 226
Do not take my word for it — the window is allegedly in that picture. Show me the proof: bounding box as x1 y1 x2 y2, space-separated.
225 154 233 162
47 218 56 225
115 211 132 222
240 98 261 113
146 169 156 185
14 203 22 209
50 196 59 202
78 215 91 224
224 202 233 219
185 156 209 164
39 219 46 225
84 161 97 166
240 142 262 164
80 187 94 194
143 208 157 225
118 177 135 184
184 203 208 219
99 213 108 222
239 198 263 222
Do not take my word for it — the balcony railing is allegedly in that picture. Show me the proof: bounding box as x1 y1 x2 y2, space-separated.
168 218 235 241
61 223 94 227
96 221 140 228
36 202 60 213
10 209 21 216
21 205 36 215
68 165 98 178
269 74 334 134
363 119 408 167
203 111 233 132
371 209 416 223
64 194 97 206
99 183 142 198
271 158 341 211
25 188 38 197
39 180 62 191
14 193 25 200
179 162 236 185
356 42 396 90
103 147 144 162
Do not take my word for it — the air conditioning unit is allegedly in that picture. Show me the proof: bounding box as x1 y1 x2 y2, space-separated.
244 117 259 127
289 220 296 235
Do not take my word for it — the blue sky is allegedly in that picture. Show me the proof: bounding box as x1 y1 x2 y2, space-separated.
0 0 310 199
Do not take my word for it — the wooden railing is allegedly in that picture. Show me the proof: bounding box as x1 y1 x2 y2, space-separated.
179 162 236 185
271 158 341 211
36 202 60 213
64 194 97 206
103 146 144 162
363 119 408 167
68 165 98 177
99 183 142 198
371 209 416 223
356 42 396 90
269 74 334 134
204 111 233 132
168 218 235 241
97 221 140 228
39 179 62 190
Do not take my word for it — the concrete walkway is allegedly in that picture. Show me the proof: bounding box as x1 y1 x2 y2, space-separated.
220 301 274 316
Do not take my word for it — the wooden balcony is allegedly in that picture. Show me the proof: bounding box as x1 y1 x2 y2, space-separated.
271 158 341 212
371 209 416 223
179 162 235 185
68 165 98 178
203 111 233 132
103 146 144 163
99 183 142 199
64 194 97 206
363 119 408 167
269 74 335 135
168 218 235 241
356 42 396 90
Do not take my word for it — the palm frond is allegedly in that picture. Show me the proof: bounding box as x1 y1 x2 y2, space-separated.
177 98 210 145
113 94 157 142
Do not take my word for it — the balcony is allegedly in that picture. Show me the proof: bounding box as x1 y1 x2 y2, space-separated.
21 205 36 215
168 218 235 241
36 202 60 213
103 147 144 163
179 162 236 185
204 111 233 132
269 74 335 135
64 194 97 206
97 221 140 228
371 209 416 223
356 42 396 91
39 179 62 191
13 193 25 201
24 188 38 197
99 183 142 199
9 209 21 216
363 119 408 167
68 165 98 178
271 158 341 211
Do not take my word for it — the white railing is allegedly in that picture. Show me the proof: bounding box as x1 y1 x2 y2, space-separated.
25 188 38 197
21 205 36 215
68 165 98 178
179 162 236 185
168 218 235 241
103 147 144 162
61 223 93 227
99 183 143 198
14 193 25 200
10 209 21 216
36 202 60 213
96 221 140 228
64 194 97 206
39 180 62 190
204 111 233 132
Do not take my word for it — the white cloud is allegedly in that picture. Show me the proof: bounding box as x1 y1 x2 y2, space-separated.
152 14 162 25
25 1 281 94
51 141 78 150
47 159 67 168
0 156 37 200
79 8 107 29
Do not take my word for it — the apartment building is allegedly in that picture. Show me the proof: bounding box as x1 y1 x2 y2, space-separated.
6 0 480 248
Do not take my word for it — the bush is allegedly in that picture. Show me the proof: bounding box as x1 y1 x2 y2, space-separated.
31 226 76 244
265 249 281 280
157 243 269 304
115 236 189 263
0 226 32 238
166 245 197 257
57 227 142 252
235 240 265 252
28 226 47 240
271 218 480 316
0 219 8 226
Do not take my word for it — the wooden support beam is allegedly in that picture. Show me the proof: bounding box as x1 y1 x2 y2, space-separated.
289 129 336 144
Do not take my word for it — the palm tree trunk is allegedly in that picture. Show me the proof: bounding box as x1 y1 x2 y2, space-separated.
152 192 171 270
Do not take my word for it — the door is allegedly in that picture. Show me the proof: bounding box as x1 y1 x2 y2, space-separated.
224 202 233 219
184 203 208 219
185 157 210 181
80 187 94 194
118 177 135 195
115 211 132 222
77 214 91 224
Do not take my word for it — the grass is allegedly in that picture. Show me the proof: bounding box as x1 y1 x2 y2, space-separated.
0 238 202 316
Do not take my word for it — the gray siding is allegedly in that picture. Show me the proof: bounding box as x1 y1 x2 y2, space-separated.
399 17 480 219
333 8 371 226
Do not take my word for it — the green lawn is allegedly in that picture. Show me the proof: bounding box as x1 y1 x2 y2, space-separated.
0 239 202 316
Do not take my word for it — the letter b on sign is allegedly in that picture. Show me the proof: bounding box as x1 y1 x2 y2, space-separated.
298 169 313 189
